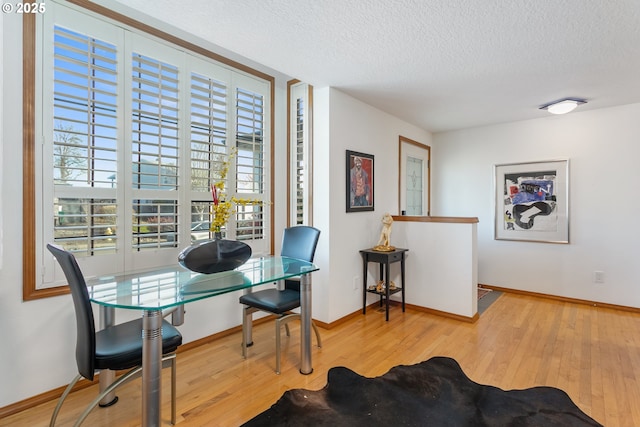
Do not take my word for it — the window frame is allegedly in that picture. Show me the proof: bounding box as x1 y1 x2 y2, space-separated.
22 3 275 301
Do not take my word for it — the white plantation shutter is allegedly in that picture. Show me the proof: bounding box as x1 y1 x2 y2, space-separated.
53 197 117 255
131 53 179 191
190 72 227 192
52 25 119 255
39 3 271 288
53 26 118 188
236 88 265 194
288 82 312 226
295 96 305 224
189 71 228 239
235 88 265 241
132 199 179 249
130 52 180 250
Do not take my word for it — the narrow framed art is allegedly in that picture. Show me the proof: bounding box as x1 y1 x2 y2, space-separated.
346 150 374 212
494 159 569 243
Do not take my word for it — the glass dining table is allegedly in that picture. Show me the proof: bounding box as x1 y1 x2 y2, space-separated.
85 256 319 427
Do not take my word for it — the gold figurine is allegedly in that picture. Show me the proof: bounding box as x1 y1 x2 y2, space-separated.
373 213 395 252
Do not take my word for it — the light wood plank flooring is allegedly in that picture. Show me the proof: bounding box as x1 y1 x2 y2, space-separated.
2 292 640 426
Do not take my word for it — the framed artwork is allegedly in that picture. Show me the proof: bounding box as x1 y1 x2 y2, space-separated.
346 150 374 212
398 136 430 216
494 159 569 243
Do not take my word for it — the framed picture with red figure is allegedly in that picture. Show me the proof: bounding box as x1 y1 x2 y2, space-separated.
346 150 374 212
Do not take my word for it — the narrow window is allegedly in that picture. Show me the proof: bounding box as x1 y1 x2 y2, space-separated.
287 81 313 226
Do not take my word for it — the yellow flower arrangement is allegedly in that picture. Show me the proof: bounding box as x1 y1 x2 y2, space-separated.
210 148 265 234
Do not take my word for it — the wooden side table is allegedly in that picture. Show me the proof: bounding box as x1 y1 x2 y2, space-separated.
360 248 408 321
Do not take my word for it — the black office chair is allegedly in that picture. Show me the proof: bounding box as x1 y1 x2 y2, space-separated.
239 226 322 374
47 244 183 427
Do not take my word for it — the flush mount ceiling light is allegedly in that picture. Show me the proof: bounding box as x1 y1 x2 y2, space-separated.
539 97 587 115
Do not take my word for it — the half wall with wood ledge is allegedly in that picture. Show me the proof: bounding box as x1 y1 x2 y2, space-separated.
390 215 479 322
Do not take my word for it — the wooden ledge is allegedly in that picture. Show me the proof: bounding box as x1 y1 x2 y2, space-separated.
392 215 479 224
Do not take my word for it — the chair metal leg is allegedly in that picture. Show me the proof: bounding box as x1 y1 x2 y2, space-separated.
281 318 320 344
73 367 142 427
49 374 82 427
242 307 322 375
51 354 177 427
275 314 322 374
311 320 322 348
279 313 322 346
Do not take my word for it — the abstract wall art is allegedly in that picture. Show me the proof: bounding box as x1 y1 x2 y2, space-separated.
494 160 569 243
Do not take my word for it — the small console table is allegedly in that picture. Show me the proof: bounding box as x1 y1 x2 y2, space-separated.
360 247 408 321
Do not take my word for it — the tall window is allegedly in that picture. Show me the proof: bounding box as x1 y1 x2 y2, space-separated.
287 81 313 226
36 4 272 291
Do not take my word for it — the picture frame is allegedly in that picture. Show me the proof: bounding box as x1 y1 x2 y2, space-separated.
346 150 374 212
494 159 569 243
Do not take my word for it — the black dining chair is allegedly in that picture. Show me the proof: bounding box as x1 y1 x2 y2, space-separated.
239 226 322 374
46 244 183 427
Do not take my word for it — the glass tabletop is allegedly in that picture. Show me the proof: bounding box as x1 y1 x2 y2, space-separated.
85 256 318 311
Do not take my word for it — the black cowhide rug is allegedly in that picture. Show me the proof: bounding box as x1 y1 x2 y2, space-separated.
242 356 602 427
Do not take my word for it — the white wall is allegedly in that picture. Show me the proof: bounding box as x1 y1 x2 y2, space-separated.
393 220 478 318
433 103 640 308
312 88 433 323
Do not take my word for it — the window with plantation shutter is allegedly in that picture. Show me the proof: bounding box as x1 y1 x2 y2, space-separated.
235 88 266 241
52 25 119 255
131 54 179 191
288 81 313 226
295 96 305 224
189 71 227 240
37 3 272 291
189 72 227 193
131 53 180 249
132 199 179 249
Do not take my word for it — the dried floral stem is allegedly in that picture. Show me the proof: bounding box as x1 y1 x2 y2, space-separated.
210 147 265 233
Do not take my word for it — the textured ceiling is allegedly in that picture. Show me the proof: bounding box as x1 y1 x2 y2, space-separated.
108 0 640 133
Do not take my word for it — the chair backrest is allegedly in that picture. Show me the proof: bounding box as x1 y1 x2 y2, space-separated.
280 226 320 292
47 244 96 380
280 226 320 262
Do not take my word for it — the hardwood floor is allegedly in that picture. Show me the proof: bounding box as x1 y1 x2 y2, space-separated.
3 292 640 426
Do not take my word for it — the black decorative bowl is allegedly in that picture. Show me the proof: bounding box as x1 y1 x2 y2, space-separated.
178 239 252 274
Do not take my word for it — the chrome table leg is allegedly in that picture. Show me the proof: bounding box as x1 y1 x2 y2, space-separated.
299 268 313 374
141 309 162 427
98 306 117 406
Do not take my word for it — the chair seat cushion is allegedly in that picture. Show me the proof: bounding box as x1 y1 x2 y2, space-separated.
95 318 182 371
239 288 300 314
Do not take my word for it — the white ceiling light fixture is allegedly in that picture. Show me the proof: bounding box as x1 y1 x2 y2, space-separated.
539 97 587 115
